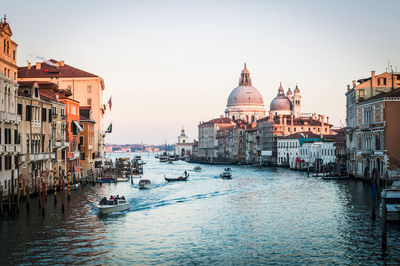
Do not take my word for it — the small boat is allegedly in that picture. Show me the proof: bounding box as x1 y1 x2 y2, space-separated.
381 181 400 221
194 166 202 172
224 167 232 172
98 197 130 214
220 171 232 179
164 173 189 182
98 177 116 183
139 179 152 189
117 177 129 182
70 183 80 190
168 161 173 164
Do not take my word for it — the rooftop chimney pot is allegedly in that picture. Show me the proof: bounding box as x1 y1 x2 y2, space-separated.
36 62 41 70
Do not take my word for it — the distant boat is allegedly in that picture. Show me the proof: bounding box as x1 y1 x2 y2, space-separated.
193 166 202 172
164 173 189 182
381 181 400 221
117 177 129 182
159 153 168 162
98 177 116 183
139 179 151 189
168 161 173 164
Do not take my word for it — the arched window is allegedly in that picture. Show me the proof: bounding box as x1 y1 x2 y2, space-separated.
251 115 255 122
232 115 235 121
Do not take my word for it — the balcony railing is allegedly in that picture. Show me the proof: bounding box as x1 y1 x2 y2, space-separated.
5 144 14 152
0 145 4 152
15 145 21 153
29 152 55 161
0 112 22 123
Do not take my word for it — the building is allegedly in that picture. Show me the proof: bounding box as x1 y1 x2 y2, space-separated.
299 140 336 169
277 132 319 168
0 16 21 195
18 59 105 166
198 117 234 163
345 70 400 179
79 106 96 173
17 82 55 191
175 128 194 159
352 87 400 180
225 64 266 122
245 124 258 165
38 84 68 183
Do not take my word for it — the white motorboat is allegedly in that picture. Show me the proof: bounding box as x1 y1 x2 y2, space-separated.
381 181 400 221
220 171 232 179
159 154 168 162
117 177 129 182
98 198 130 214
139 179 151 189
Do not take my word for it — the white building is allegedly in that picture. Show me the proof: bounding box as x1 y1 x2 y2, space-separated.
175 128 194 159
300 140 336 166
277 132 320 168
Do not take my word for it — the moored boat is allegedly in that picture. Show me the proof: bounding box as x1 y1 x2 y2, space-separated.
159 154 168 162
98 197 130 214
139 179 152 189
381 181 400 221
117 177 129 182
98 177 116 183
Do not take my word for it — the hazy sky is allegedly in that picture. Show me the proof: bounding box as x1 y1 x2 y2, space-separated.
4 0 400 144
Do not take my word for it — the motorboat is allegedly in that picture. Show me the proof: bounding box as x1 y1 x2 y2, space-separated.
117 177 129 182
164 173 189 182
159 154 168 162
168 155 177 161
194 166 202 172
139 179 152 189
98 197 130 214
381 181 400 221
220 171 232 179
224 167 232 172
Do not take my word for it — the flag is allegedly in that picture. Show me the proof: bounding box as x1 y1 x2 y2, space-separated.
105 123 112 133
108 96 112 111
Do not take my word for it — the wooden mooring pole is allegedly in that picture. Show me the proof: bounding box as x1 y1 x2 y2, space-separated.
42 182 45 217
54 168 57 205
371 179 376 221
0 189 3 216
61 178 65 213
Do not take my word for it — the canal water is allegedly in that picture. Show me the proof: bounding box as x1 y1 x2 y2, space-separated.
1 152 400 265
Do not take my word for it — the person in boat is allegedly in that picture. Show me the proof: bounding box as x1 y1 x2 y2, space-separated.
116 195 120 199
99 197 107 205
110 195 115 200
121 196 125 200
184 170 187 176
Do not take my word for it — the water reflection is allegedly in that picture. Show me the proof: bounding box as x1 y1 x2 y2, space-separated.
1 152 400 265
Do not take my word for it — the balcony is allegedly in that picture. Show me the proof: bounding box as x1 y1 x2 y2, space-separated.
0 112 21 124
62 141 69 148
32 121 41 128
0 145 4 152
55 141 62 147
29 152 55 161
16 115 21 123
15 145 21 153
0 112 6 120
6 144 14 152
360 124 371 131
53 112 58 118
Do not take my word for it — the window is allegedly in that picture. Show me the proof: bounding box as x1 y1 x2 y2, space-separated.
80 135 84 146
80 152 85 160
17 104 22 116
375 132 381 150
358 134 362 150
42 108 47 122
0 156 2 171
34 87 39 98
359 89 365 99
87 98 92 105
12 50 15 60
42 136 45 152
26 105 32 121
48 109 52 122
87 85 92 93
14 130 18 145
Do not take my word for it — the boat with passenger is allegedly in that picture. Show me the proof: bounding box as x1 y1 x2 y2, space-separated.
139 179 152 189
164 172 189 182
220 170 232 179
98 196 130 214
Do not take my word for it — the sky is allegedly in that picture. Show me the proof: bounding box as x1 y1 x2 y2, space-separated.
3 0 400 144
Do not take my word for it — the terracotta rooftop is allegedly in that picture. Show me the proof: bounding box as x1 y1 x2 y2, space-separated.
18 59 99 79
363 87 400 101
282 132 320 139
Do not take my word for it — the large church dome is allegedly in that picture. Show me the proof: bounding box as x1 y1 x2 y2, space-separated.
226 65 264 107
224 64 266 122
227 85 264 106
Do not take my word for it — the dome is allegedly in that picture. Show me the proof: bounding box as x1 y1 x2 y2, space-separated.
227 85 264 106
270 95 292 111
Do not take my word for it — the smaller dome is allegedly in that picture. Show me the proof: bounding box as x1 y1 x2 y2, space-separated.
270 95 292 111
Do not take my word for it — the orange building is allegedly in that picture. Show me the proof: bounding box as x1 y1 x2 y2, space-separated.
79 106 95 172
59 97 81 180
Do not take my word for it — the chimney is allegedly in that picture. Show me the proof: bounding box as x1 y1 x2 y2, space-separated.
318 114 321 122
326 116 329 124
321 115 325 126
352 80 356 88
28 62 31 70
60 61 65 67
347 85 350 91
36 62 41 70
371 70 376 87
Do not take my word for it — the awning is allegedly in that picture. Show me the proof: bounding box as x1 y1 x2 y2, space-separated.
73 120 83 132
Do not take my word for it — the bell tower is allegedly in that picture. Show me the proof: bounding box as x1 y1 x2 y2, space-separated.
293 85 301 118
